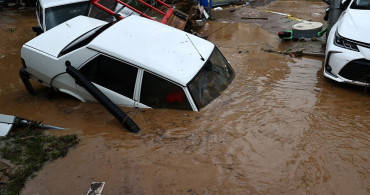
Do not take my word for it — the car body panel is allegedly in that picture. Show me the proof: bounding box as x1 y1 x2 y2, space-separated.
21 44 99 85
25 16 106 57
359 46 370 59
337 9 370 43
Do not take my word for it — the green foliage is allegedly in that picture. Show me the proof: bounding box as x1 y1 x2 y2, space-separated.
0 127 79 195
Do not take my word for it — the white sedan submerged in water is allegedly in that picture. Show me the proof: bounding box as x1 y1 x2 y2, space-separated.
324 0 370 86
20 15 235 111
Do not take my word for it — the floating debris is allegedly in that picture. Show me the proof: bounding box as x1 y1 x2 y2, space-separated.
0 114 66 136
241 17 268 20
87 182 105 195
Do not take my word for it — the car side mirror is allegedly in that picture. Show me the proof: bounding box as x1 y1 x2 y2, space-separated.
32 26 43 35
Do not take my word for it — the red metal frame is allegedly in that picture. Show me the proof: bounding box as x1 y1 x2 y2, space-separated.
90 0 173 24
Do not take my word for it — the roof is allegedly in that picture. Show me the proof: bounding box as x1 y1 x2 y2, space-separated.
88 15 215 86
39 0 88 9
24 16 107 58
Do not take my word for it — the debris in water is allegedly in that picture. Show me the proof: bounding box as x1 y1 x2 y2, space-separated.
87 182 105 195
0 114 66 136
261 48 303 58
241 17 268 20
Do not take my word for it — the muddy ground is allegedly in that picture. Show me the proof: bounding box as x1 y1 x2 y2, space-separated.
0 0 369 194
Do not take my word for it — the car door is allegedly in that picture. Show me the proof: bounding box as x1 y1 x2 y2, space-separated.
77 54 138 107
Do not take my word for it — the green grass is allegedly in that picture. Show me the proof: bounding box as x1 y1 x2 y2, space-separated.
0 127 79 195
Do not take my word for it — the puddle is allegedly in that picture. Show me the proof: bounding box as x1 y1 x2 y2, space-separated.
0 4 369 195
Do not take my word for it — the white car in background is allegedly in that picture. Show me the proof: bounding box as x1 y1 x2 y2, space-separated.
33 0 137 33
34 0 90 33
324 0 370 86
33 0 174 34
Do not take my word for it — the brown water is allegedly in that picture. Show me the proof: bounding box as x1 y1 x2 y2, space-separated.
0 3 369 194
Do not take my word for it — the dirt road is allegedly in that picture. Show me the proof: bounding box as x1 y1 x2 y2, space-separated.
0 1 369 194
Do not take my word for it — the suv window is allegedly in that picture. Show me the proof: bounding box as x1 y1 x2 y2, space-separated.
80 55 138 98
140 72 192 110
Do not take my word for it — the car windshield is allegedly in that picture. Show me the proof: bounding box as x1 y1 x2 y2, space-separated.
45 1 89 31
188 47 235 109
351 0 370 9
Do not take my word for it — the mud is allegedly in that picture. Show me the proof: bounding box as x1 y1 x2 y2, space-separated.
212 0 328 56
0 2 369 194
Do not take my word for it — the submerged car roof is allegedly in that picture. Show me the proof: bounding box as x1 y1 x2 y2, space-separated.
39 0 88 9
88 15 215 86
24 16 107 57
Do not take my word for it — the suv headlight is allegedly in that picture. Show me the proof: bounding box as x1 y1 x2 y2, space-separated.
334 30 359 52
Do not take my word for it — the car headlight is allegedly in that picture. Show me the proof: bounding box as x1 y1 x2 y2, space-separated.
334 30 359 52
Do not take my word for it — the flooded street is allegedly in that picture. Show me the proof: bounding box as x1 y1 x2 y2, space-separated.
1 1 369 194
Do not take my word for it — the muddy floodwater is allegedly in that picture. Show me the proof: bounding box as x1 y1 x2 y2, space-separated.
1 1 369 194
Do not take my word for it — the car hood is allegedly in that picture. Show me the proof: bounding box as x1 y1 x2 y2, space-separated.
24 16 106 57
337 9 370 43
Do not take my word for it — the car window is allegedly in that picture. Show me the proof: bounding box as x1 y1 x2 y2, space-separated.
88 0 142 22
80 55 138 98
188 47 235 109
140 72 192 110
351 0 370 9
45 1 89 30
